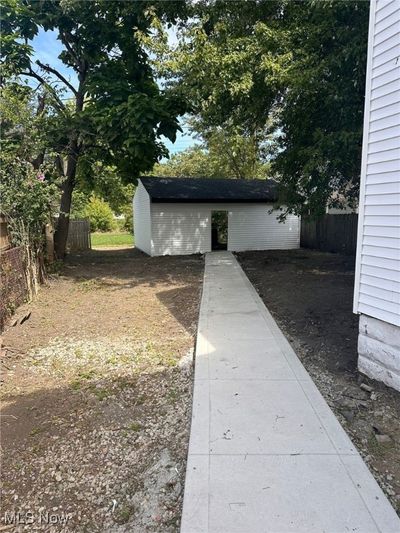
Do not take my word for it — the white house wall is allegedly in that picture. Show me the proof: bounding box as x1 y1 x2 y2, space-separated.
150 203 300 256
133 180 152 255
354 0 400 391
354 0 400 329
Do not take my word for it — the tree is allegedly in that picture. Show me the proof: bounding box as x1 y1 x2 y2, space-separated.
152 130 271 179
152 146 217 178
273 1 369 216
167 0 369 215
2 0 187 257
74 162 134 215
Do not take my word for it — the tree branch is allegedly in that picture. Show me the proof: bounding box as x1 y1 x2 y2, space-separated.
36 60 77 95
59 32 80 65
20 69 66 112
55 155 66 177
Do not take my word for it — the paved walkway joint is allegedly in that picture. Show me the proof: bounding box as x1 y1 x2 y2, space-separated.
181 251 400 533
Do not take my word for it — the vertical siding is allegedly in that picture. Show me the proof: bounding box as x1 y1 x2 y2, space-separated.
150 203 300 256
354 0 400 327
133 180 152 255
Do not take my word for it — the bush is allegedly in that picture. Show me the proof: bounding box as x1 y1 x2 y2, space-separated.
121 203 133 233
83 196 115 232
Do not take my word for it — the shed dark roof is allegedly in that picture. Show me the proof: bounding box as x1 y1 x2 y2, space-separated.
140 177 278 203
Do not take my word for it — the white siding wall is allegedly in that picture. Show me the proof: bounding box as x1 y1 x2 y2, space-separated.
151 204 210 256
150 203 300 256
133 181 152 255
354 0 400 328
227 204 299 251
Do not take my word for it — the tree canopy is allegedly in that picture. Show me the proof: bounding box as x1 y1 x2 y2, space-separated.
1 0 187 255
1 0 370 262
166 0 369 215
152 128 271 179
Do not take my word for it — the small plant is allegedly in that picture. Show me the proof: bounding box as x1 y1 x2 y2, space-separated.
167 387 179 402
114 504 133 525
89 385 111 401
128 422 142 432
70 380 82 391
29 427 43 437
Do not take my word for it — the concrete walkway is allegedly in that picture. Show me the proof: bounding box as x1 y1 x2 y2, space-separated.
181 252 400 533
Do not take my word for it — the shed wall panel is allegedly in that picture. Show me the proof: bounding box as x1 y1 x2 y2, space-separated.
227 205 300 252
150 203 300 256
133 181 152 255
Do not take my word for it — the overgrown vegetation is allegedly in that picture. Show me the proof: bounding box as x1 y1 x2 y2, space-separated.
0 83 59 296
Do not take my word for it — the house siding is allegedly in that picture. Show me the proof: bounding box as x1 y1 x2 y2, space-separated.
354 0 400 328
133 180 152 255
354 0 400 391
150 202 300 256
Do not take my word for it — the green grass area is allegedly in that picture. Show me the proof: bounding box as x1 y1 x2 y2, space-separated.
91 232 134 247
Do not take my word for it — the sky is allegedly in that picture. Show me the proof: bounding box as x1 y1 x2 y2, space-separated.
30 29 198 156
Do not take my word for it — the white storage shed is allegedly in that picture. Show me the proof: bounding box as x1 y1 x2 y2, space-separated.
133 177 300 256
353 0 400 391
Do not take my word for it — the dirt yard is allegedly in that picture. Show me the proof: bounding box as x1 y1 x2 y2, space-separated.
0 248 203 532
237 249 400 515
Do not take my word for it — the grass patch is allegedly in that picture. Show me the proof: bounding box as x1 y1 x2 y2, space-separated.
91 232 134 247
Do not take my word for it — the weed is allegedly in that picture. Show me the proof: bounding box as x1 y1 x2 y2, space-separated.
114 504 133 525
89 385 111 401
367 432 393 457
128 422 142 432
47 260 64 275
70 380 82 391
30 427 42 437
167 387 179 402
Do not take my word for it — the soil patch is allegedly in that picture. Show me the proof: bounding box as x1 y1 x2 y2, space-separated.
1 248 204 532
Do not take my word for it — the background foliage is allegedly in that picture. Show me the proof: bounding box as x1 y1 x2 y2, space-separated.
164 0 369 215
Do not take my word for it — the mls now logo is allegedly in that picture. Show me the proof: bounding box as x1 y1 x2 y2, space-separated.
3 511 71 526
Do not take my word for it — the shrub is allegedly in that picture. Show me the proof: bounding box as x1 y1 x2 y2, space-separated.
121 203 133 233
83 197 115 232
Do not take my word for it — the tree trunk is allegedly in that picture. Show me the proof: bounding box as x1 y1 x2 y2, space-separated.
54 143 78 258
54 89 84 259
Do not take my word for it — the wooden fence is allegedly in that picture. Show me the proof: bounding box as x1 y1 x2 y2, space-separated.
67 219 91 252
0 214 10 251
301 214 358 255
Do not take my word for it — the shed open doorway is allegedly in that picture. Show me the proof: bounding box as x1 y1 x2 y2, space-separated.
211 210 228 251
